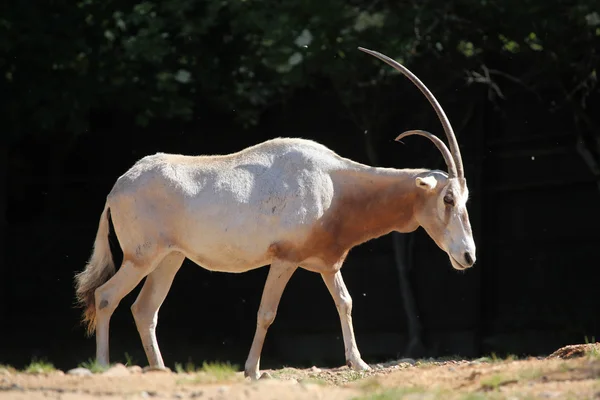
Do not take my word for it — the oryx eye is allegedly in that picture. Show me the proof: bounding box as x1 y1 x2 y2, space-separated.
443 194 455 206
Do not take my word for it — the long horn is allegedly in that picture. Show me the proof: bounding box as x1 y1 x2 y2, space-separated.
358 47 464 178
396 130 457 177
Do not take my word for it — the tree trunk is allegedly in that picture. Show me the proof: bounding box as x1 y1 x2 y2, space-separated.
392 232 426 358
574 128 600 193
570 102 600 192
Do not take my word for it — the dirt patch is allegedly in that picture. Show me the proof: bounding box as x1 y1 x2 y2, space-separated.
1 343 599 399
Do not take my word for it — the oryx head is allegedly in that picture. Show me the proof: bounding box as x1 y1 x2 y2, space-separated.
359 47 476 270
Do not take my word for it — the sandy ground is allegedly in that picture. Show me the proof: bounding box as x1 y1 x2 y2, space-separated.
1 343 599 400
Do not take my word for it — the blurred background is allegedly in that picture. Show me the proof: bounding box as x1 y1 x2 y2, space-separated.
2 0 599 371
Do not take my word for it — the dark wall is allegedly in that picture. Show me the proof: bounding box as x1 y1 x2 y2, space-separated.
1 144 6 344
479 94 600 356
3 83 599 371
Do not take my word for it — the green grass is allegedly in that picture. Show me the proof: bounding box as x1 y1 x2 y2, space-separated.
352 386 428 400
579 336 600 360
199 361 238 379
586 339 600 360
353 388 506 400
76 352 135 373
299 377 328 385
78 358 111 373
356 378 383 392
516 367 544 381
24 359 56 374
174 359 198 374
472 353 519 364
480 373 517 391
270 367 299 379
559 362 573 372
414 359 437 368
175 360 240 384
459 394 491 400
340 370 368 382
584 335 596 345
123 352 135 366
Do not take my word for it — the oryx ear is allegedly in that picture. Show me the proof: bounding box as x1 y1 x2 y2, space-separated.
415 175 438 191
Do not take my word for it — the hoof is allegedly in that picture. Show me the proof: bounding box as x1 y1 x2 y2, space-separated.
143 366 171 373
347 358 371 372
244 369 259 380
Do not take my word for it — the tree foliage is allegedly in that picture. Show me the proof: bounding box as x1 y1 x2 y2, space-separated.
4 0 599 142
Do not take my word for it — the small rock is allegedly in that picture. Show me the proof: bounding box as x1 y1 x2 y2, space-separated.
190 391 204 398
310 366 321 373
141 391 158 398
9 383 24 391
103 363 130 377
217 386 228 393
539 392 562 398
67 367 93 377
127 365 143 374
173 393 184 399
259 372 273 380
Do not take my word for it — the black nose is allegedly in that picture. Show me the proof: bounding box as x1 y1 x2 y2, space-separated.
464 252 474 266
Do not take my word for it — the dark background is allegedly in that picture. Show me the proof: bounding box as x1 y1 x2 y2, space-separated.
2 0 599 371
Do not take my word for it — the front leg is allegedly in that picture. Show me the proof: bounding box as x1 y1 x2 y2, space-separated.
244 261 297 380
321 271 370 371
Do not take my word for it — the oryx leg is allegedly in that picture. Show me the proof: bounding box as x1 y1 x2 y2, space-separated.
94 254 162 366
244 261 297 380
321 270 370 371
131 251 185 370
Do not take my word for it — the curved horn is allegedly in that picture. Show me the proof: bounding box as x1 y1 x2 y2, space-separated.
396 130 457 177
358 46 464 178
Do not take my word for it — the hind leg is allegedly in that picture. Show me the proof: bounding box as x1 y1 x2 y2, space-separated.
131 251 185 370
94 255 163 366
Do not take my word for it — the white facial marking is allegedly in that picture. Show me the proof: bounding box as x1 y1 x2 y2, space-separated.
437 180 476 270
